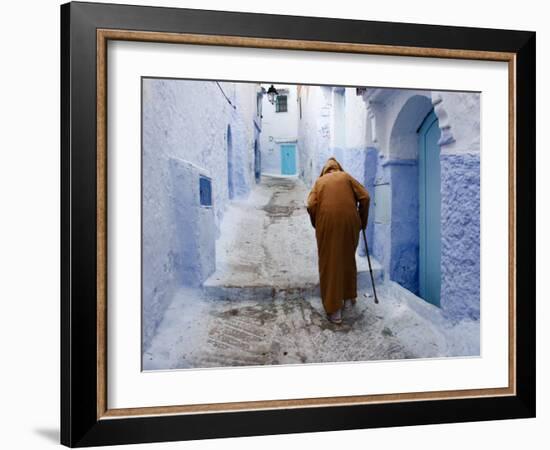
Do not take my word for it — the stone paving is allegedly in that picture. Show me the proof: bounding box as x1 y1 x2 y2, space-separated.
143 287 409 370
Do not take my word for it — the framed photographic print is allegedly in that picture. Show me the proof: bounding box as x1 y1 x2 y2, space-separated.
60 1 536 447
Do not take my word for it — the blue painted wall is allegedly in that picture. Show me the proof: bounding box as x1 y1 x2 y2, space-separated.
142 79 259 351
372 153 391 273
342 146 378 257
440 153 480 320
389 160 419 294
169 158 216 287
363 147 378 256
368 150 479 321
297 87 480 322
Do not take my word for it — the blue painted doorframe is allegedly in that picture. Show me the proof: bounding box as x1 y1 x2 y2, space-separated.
418 111 441 307
280 144 296 175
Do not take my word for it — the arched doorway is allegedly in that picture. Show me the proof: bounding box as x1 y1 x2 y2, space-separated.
227 125 234 199
418 110 441 306
388 94 433 296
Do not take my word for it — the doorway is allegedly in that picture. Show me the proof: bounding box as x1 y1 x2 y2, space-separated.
418 110 441 306
280 144 296 175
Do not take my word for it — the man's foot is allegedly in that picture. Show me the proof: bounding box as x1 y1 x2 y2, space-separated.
343 298 357 309
327 308 342 325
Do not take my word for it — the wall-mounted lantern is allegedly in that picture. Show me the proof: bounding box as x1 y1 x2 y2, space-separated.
267 84 278 104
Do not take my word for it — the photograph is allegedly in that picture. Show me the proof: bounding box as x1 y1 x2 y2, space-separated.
141 78 481 370
56 1 536 446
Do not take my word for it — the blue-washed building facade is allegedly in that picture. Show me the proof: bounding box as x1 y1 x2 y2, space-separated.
141 79 263 349
297 86 480 321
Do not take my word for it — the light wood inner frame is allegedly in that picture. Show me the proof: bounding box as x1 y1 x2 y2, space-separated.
96 29 517 420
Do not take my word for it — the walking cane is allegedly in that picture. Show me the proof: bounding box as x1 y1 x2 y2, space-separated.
362 228 379 304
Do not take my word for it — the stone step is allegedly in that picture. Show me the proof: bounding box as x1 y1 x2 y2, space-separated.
357 255 384 291
202 255 384 301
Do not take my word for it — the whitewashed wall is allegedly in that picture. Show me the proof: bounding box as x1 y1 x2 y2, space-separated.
296 85 333 186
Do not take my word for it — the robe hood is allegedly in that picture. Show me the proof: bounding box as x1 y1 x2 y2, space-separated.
319 157 344 177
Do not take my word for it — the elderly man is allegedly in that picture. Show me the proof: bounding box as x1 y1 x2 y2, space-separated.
306 157 370 324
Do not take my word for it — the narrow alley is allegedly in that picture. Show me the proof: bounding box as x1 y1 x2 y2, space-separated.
143 175 479 370
141 79 481 371
203 175 380 301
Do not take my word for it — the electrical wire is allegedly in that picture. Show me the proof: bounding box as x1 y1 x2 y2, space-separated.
215 81 237 109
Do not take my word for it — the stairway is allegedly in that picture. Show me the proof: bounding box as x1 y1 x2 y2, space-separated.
203 253 383 301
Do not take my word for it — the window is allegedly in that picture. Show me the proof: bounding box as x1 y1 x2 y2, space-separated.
199 175 212 206
275 94 288 113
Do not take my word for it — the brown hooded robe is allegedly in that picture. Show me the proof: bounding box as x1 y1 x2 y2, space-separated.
306 158 370 314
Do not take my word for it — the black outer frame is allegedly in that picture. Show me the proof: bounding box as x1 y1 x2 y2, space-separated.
60 1 535 447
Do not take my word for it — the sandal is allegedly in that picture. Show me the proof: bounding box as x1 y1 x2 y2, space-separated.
327 308 343 325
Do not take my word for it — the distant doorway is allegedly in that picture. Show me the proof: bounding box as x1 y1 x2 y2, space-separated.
280 144 296 175
418 110 441 307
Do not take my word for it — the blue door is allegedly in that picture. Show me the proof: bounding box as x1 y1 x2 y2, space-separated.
280 144 296 175
418 111 441 307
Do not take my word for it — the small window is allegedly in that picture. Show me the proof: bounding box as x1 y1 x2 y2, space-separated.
199 176 212 206
275 95 288 113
